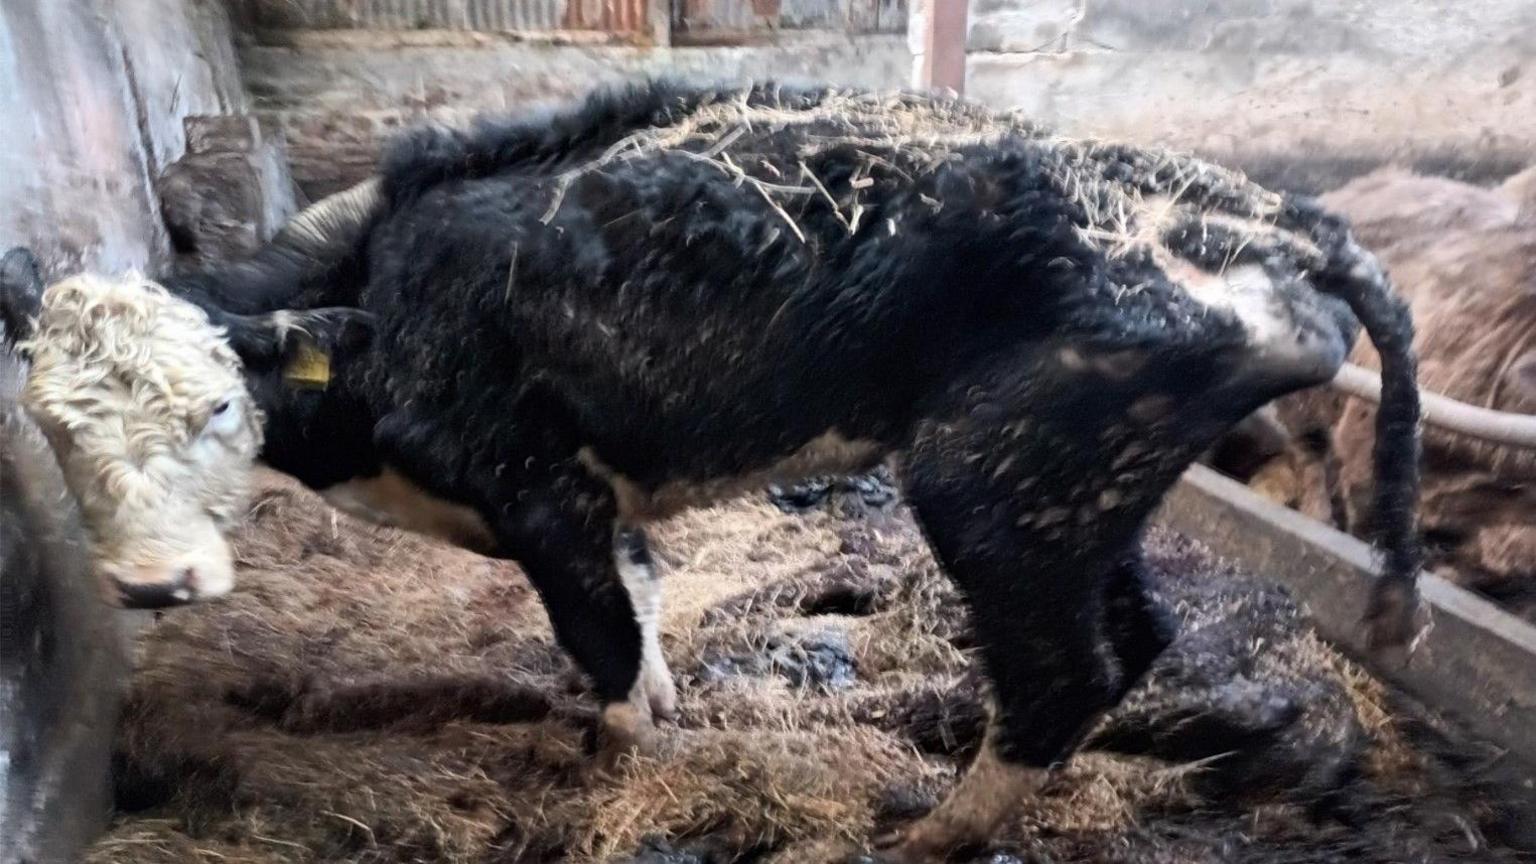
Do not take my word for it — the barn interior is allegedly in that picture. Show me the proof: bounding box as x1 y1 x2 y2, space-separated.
2 2 1536 863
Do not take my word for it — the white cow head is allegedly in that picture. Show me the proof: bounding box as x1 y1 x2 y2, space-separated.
19 274 264 606
13 269 375 608
3 183 389 608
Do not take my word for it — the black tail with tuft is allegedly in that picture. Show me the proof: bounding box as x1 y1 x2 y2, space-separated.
1291 199 1429 652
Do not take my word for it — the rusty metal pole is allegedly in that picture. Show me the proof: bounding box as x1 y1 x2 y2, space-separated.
921 0 969 95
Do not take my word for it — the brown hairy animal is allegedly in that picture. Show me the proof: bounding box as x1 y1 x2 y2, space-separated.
1251 166 1536 618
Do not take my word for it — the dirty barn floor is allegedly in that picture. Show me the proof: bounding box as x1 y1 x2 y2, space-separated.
84 471 1532 864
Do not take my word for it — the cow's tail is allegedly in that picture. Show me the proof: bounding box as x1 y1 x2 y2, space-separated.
1302 206 1429 653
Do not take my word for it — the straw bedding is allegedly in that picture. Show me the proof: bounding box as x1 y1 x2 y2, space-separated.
82 471 1527 863
518 86 1325 286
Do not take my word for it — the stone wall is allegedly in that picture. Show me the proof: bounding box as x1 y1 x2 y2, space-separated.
239 29 912 199
0 0 902 272
964 0 1536 192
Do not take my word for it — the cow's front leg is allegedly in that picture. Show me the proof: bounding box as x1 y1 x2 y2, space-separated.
615 525 677 722
492 465 665 768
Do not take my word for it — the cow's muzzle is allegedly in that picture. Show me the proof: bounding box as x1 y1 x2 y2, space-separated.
111 567 200 608
99 547 235 609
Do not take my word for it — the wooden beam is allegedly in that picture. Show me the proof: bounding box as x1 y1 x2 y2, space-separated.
921 0 968 94
1157 465 1536 771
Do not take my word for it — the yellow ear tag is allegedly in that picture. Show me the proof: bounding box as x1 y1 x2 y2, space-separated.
283 339 332 389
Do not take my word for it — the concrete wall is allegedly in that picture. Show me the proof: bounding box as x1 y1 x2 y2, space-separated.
240 29 912 198
0 0 249 274
9 0 1530 273
964 0 1536 192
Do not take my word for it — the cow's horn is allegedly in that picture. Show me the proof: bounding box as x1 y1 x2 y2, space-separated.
275 178 384 260
1330 362 1536 449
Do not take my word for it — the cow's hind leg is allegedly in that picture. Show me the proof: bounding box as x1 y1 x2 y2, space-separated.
879 420 1170 861
1102 549 1177 693
492 468 666 767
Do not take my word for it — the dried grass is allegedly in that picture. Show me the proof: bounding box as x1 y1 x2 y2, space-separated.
537 86 1318 289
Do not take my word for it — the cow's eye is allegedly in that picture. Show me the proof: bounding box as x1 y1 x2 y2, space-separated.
201 397 242 439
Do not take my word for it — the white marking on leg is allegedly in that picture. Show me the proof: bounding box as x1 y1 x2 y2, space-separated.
614 532 677 722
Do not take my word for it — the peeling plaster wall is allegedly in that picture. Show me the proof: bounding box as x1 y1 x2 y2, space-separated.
0 0 247 274
965 0 1536 192
0 0 907 270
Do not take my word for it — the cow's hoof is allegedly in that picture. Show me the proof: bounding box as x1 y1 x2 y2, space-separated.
594 736 652 777
594 702 658 776
872 743 1045 862
641 664 679 724
649 691 678 725
870 819 961 864
868 792 992 863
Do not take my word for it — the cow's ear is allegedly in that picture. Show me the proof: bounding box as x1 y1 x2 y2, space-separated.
225 307 375 390
303 307 376 357
1 247 45 345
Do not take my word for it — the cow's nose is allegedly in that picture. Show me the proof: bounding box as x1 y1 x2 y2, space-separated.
113 567 199 609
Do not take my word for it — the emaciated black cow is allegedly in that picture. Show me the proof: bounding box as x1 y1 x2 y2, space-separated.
5 81 1427 860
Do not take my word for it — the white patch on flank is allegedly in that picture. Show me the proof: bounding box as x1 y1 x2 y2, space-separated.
580 429 884 521
1117 193 1336 379
1172 262 1283 341
1165 259 1337 380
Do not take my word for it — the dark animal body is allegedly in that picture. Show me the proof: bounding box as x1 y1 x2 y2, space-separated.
0 343 127 864
4 82 1426 858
